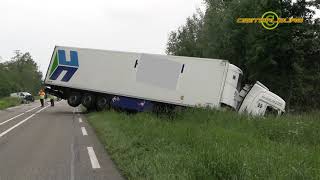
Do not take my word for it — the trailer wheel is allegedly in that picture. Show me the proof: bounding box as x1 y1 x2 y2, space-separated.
95 96 111 111
67 92 82 107
81 93 96 109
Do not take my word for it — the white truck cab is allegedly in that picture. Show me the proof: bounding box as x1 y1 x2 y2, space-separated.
203 62 285 116
237 82 286 116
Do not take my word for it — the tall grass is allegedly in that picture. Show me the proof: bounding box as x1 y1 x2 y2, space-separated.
0 97 21 110
87 108 320 180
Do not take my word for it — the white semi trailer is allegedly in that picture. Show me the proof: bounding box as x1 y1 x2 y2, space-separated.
44 46 285 116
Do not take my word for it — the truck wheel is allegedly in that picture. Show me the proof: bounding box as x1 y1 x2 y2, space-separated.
68 92 82 107
81 94 96 109
95 96 111 111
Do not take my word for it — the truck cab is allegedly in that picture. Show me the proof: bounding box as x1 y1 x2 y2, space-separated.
219 64 285 116
237 82 286 116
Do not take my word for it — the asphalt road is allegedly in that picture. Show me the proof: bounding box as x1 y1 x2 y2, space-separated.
0 100 123 180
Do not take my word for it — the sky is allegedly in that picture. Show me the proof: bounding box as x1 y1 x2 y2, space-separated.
0 0 319 75
0 0 204 74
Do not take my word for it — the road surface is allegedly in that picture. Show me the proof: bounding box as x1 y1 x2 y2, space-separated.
0 100 123 180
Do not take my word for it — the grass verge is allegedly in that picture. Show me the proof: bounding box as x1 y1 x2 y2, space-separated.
87 109 320 180
0 97 21 110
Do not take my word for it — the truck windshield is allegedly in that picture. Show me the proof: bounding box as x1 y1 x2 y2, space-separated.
265 106 279 116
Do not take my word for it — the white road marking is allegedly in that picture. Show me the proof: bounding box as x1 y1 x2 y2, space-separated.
0 106 40 126
0 114 35 138
25 106 40 113
79 118 83 123
0 106 48 138
87 147 101 169
35 105 49 114
0 113 24 126
70 143 75 180
81 127 88 136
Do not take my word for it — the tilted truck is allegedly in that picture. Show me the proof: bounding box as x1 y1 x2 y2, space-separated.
44 46 286 116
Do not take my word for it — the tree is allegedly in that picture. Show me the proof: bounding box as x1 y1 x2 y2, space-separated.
167 9 204 57
0 51 42 97
167 0 320 111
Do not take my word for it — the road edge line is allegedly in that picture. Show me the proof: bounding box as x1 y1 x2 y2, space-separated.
0 106 40 126
0 106 49 138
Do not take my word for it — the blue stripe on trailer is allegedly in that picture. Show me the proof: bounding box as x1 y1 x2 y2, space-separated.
111 96 153 112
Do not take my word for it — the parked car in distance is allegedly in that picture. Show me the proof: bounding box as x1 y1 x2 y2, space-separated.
10 92 35 103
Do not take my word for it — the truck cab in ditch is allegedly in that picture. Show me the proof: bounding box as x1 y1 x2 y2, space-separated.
237 82 286 116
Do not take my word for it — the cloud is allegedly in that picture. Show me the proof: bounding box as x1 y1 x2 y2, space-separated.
0 0 317 75
0 0 204 74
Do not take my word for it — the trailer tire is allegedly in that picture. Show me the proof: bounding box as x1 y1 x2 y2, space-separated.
81 94 96 109
67 92 82 107
95 96 111 111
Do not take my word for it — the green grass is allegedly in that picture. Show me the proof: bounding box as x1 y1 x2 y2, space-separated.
0 97 21 110
87 109 320 180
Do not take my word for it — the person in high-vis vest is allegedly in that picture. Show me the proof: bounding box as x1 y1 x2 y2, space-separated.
39 89 45 107
49 94 55 107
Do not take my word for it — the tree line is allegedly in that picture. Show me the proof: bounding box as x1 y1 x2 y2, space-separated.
166 0 320 111
0 51 42 97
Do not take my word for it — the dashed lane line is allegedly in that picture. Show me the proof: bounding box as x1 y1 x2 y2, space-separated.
87 147 101 169
81 127 88 136
25 106 40 113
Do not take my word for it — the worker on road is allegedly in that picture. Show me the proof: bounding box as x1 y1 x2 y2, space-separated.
39 89 45 107
49 94 55 107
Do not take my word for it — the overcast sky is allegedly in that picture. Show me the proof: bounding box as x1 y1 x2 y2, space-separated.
0 0 204 74
0 0 318 75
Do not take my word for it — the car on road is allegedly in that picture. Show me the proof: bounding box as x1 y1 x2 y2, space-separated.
10 92 35 104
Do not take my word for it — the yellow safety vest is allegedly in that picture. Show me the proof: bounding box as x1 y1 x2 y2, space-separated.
39 92 45 99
